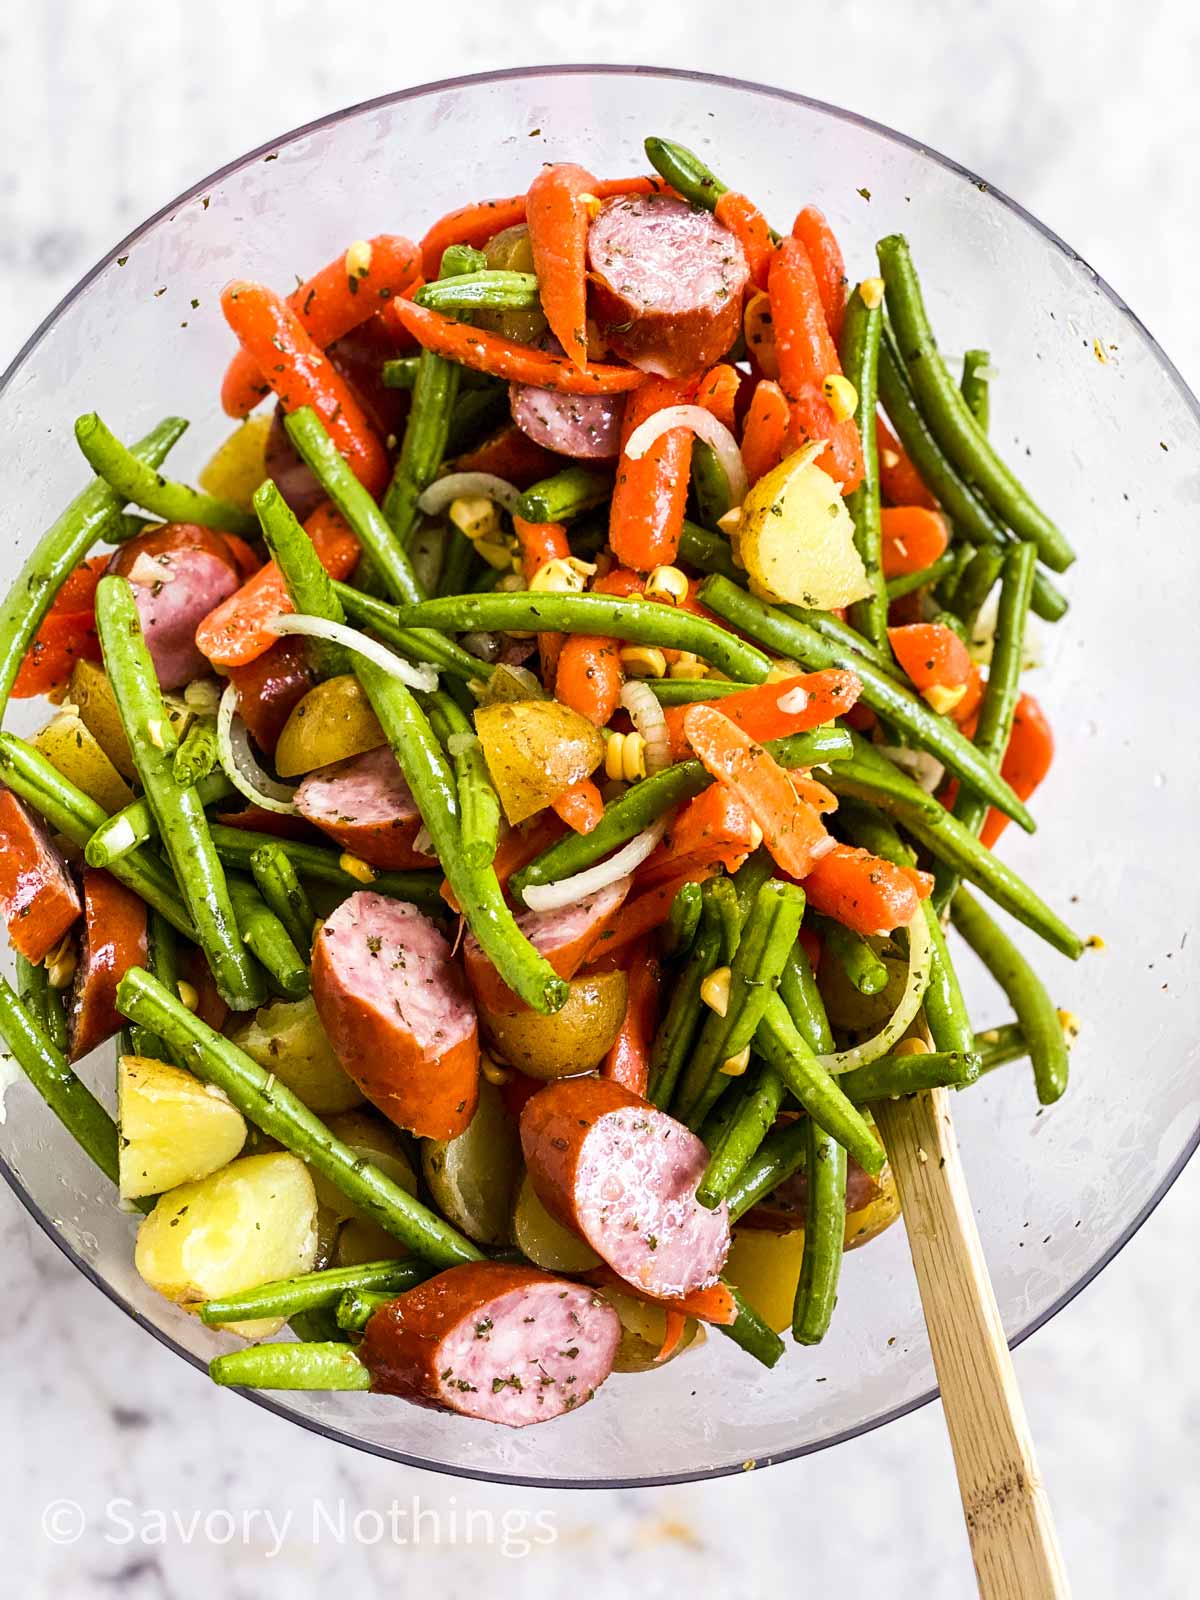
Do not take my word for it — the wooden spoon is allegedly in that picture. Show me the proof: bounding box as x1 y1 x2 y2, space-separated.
873 1087 1072 1599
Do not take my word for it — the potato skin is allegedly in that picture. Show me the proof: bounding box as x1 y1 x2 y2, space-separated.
228 996 364 1114
421 1078 521 1247
474 700 604 824
274 675 386 778
478 968 628 1079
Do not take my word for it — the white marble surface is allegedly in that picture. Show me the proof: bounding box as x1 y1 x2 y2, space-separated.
2 2 1198 1595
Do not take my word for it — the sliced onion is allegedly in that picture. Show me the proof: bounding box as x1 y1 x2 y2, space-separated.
412 825 434 857
817 907 932 1075
619 680 671 776
521 821 666 913
126 551 174 587
183 677 223 716
267 614 438 693
417 472 522 517
624 405 748 506
878 745 945 795
217 684 299 815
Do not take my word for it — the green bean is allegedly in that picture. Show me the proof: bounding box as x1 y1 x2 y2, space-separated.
331 583 492 682
254 478 349 678
437 530 476 598
74 413 254 537
116 966 484 1262
250 844 316 954
225 875 309 999
283 407 424 606
792 1119 847 1344
170 717 220 788
287 1306 349 1343
934 540 978 609
382 244 486 545
444 387 509 456
726 1117 809 1224
674 880 806 1128
0 733 197 939
814 915 889 996
886 548 959 602
974 1016 1077 1075
950 889 1070 1104
409 521 447 598
691 441 734 532
355 660 567 1014
700 576 1034 827
14 954 68 1056
950 545 1005 631
676 519 742 582
665 880 703 957
649 678 738 706
424 691 501 870
839 1048 981 1102
514 467 612 525
335 1287 393 1334
697 1062 787 1208
400 590 772 683
210 1342 371 1392
644 135 730 209
707 875 743 965
696 1070 754 1150
107 512 156 543
209 824 443 912
778 941 835 1052
95 577 265 1010
200 1258 430 1325
647 905 722 1108
840 283 887 651
732 848 774 919
719 1286 786 1369
878 236 1074 572
382 357 497 392
0 416 187 713
960 348 991 430
416 270 541 312
129 910 181 1062
85 770 233 868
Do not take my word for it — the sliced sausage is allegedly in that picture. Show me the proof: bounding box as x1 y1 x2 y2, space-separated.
108 524 241 690
226 636 314 756
294 746 435 870
0 787 81 962
358 1261 620 1427
748 1149 885 1233
68 868 148 1060
264 407 326 522
311 891 478 1139
509 382 623 460
462 876 631 1012
587 195 749 378
520 1076 730 1299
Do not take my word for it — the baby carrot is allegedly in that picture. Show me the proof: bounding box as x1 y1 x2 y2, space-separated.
791 207 847 341
609 376 695 570
526 162 597 369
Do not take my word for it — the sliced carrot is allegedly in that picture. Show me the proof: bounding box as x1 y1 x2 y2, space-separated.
877 414 937 509
609 375 695 571
452 423 557 489
887 623 972 701
513 514 570 687
786 770 838 813
384 296 644 395
601 937 660 1096
220 281 388 494
714 190 774 289
695 363 741 431
791 207 847 342
11 553 109 697
802 842 921 937
586 866 717 961
880 506 950 579
196 504 359 668
591 567 645 599
586 1265 737 1326
655 1309 690 1363
740 379 790 486
53 554 109 614
551 778 605 835
219 532 263 580
980 693 1054 848
553 634 623 726
526 162 597 369
219 235 420 417
639 785 759 885
662 669 861 760
682 705 831 879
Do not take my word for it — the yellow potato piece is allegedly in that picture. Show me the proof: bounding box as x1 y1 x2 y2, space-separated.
336 1217 407 1267
480 968 628 1079
227 996 363 1114
733 442 873 610
311 1109 418 1228
511 1173 601 1273
475 700 604 824
844 1165 901 1252
274 675 386 777
135 1151 318 1339
118 1055 247 1199
421 1078 520 1247
600 1284 704 1373
198 416 272 512
33 709 133 813
723 1225 806 1333
68 660 192 782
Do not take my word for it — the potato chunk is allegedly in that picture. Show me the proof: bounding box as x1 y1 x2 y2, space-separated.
33 709 133 814
227 996 363 1114
421 1078 520 1246
118 1055 246 1199
198 416 271 511
274 675 386 777
475 700 604 824
511 1172 600 1273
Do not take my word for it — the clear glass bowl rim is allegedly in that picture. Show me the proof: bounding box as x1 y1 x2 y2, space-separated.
2 62 1197 1490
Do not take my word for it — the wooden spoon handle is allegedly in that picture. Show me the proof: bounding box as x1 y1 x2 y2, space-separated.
874 1088 1071 1600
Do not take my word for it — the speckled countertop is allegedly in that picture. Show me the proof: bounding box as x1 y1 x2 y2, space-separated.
2 3 1198 1595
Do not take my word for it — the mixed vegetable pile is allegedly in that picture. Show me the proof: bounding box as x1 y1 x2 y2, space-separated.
0 135 1084 1429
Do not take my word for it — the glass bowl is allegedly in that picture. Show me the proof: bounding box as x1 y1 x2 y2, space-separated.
2 65 1197 1489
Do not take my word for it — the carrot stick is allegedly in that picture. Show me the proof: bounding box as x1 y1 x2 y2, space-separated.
877 414 938 509
740 379 791 487
602 937 660 1095
587 867 717 961
609 376 695 570
696 363 741 431
551 778 605 835
655 1309 690 1363
220 282 389 494
887 623 973 695
513 514 571 687
801 842 922 937
880 505 950 577
219 235 419 418
714 191 774 289
527 163 597 369
662 669 862 759
638 785 758 884
453 423 557 488
791 207 847 341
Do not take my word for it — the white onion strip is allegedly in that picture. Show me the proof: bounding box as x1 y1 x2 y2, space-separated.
816 907 932 1075
417 472 522 517
624 405 748 506
619 680 671 776
520 820 667 913
217 684 299 815
267 614 438 693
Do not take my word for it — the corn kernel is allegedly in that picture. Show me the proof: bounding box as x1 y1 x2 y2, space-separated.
619 646 668 680
529 556 596 594
880 447 900 471
895 1037 930 1057
719 1045 752 1077
449 495 501 544
345 239 373 280
765 659 804 684
475 538 517 571
177 979 200 1013
644 564 689 604
669 652 707 681
577 193 603 221
823 373 858 422
925 682 968 716
859 276 886 310
145 718 166 750
480 1053 512 1087
1084 934 1105 952
700 966 732 1017
742 290 779 378
45 934 77 991
604 731 646 783
338 852 377 884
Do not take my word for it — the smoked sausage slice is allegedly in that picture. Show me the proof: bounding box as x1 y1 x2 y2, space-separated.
68 868 149 1060
294 746 435 870
108 524 241 690
509 382 623 460
462 877 631 1013
0 787 81 963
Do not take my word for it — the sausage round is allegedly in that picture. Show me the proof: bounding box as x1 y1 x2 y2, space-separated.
462 876 631 1013
264 407 326 522
108 524 241 690
311 891 479 1139
747 1148 885 1233
294 746 435 870
508 382 623 460
358 1261 620 1427
68 868 149 1061
0 787 81 963
520 1076 730 1299
587 195 749 378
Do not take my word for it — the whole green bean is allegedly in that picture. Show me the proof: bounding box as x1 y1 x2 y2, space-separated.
411 522 447 599
335 1287 393 1334
647 905 722 1108
287 1306 349 1344
171 718 220 788
665 880 703 957
726 1116 809 1223
840 282 888 651
250 844 316 954
437 530 476 599
719 1286 786 1369
696 1070 754 1150
975 1015 1077 1074
444 387 509 455
644 135 730 209
514 467 612 524
74 413 254 537
255 478 350 678
777 941 835 1052
815 915 889 996
697 1062 787 1208
332 583 493 682
950 545 1005 631
210 1342 371 1391
878 236 1074 572
95 577 265 1011
960 348 991 431
950 889 1070 1104
129 909 181 1062
691 441 735 532
676 519 742 582
382 357 497 392
886 548 959 601
0 415 187 712
398 590 772 683
934 540 978 609
700 575 1034 827
838 1048 981 1102
225 875 309 999
792 1119 847 1345
649 677 739 706
200 1258 430 1325
85 770 233 868
116 966 483 1263
707 874 743 965
780 603 906 678
424 690 501 870
14 954 68 1056
209 824 443 911
416 270 540 312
